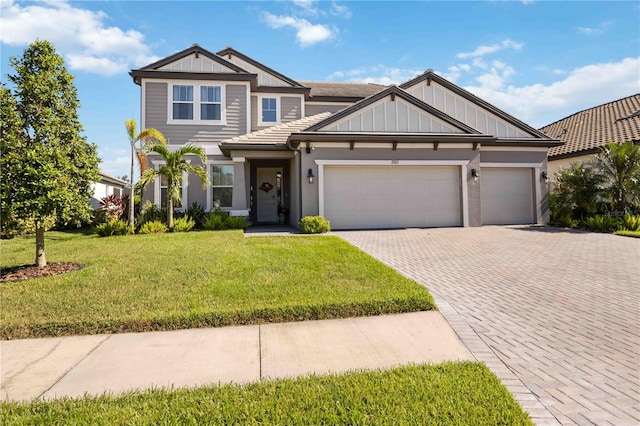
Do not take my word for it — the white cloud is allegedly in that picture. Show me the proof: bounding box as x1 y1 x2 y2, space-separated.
462 57 640 127
330 1 351 18
0 0 159 76
457 39 524 59
576 21 614 36
262 12 336 46
327 65 422 85
291 0 320 17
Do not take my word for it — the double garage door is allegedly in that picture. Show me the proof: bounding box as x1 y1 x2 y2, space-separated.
323 166 462 230
322 165 536 230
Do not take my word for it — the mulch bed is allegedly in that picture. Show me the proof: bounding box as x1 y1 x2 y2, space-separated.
0 262 83 283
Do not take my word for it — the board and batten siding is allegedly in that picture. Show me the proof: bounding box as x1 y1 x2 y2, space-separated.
145 81 247 144
158 53 236 73
318 97 465 133
251 95 302 131
404 81 535 138
224 55 291 87
305 103 351 116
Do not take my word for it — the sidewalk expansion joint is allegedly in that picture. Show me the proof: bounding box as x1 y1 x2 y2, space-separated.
37 334 113 400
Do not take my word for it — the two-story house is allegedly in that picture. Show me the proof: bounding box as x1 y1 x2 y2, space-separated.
130 44 562 229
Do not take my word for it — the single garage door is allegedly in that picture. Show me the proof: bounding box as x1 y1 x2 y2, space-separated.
481 167 535 225
323 165 461 230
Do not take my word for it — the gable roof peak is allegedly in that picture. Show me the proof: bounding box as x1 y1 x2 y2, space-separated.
216 46 304 88
134 44 247 73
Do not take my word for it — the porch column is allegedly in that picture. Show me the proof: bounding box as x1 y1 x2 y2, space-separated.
232 157 248 211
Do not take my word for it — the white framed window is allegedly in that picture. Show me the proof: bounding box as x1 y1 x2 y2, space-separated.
211 164 233 209
258 96 280 126
200 86 221 121
172 85 193 120
168 82 226 125
153 162 188 211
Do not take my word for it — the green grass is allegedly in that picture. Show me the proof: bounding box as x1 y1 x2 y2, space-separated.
614 229 640 238
1 230 435 339
1 362 533 425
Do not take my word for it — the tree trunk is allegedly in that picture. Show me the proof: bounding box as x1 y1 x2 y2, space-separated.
168 198 174 229
35 225 46 268
128 144 135 231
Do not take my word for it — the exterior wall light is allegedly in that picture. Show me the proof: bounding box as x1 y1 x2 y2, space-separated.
541 171 549 184
471 168 480 183
307 168 315 184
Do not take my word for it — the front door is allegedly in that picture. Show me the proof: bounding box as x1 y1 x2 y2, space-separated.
256 167 282 223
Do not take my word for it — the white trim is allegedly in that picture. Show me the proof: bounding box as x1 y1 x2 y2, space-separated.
257 94 281 127
534 167 543 224
305 101 354 106
315 159 470 226
299 94 305 119
308 142 475 149
246 82 251 134
140 80 146 130
230 209 249 217
232 157 246 163
167 80 227 125
480 162 543 168
461 165 469 227
315 159 471 166
481 146 548 152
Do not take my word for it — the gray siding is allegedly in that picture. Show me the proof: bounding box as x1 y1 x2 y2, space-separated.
145 82 247 145
480 151 547 164
281 96 301 122
300 148 481 226
305 103 350 116
251 95 302 131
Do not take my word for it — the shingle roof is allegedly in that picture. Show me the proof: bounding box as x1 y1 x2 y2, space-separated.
541 94 640 158
299 81 388 99
221 112 333 146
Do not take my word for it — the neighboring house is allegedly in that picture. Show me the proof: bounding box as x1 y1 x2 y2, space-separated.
130 44 562 229
90 172 128 209
541 94 640 177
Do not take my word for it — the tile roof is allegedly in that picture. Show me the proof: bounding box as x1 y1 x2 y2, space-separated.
299 81 388 99
541 94 640 158
221 112 333 146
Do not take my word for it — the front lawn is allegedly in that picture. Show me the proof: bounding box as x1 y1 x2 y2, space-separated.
1 362 533 425
0 231 435 339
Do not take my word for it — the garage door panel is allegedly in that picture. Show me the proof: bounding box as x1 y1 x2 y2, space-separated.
481 167 534 225
324 165 461 230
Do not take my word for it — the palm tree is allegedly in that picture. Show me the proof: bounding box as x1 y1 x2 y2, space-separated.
593 141 640 214
125 118 167 229
136 143 208 229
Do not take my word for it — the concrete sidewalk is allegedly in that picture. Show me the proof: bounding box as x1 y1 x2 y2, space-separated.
1 311 472 402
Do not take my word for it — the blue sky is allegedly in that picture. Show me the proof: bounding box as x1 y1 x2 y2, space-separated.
2 0 639 178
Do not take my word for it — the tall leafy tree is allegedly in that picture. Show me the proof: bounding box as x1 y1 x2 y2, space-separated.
593 141 640 213
136 144 208 229
1 40 99 267
125 118 166 229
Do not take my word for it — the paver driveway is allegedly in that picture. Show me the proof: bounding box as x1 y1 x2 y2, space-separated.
336 226 639 426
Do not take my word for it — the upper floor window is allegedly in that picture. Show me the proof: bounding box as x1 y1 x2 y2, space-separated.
172 85 193 120
201 86 221 121
168 82 225 125
259 96 279 126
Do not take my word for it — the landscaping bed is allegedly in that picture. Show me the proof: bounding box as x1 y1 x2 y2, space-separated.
1 362 532 425
0 230 435 339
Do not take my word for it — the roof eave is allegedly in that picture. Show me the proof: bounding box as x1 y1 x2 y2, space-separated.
129 70 258 83
218 143 290 156
288 132 495 146
216 47 305 88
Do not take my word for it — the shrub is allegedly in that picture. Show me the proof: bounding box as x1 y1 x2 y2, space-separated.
614 230 640 238
99 194 129 221
203 213 226 231
582 215 619 232
138 220 168 234
136 201 167 230
185 202 206 228
225 216 252 230
619 213 640 231
172 216 195 233
299 216 331 234
95 219 132 237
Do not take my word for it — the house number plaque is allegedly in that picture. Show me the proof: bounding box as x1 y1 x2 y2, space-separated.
391 160 399 164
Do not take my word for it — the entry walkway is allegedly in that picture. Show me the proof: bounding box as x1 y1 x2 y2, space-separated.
1 311 471 402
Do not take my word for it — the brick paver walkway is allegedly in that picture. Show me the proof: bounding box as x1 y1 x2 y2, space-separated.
336 226 640 426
